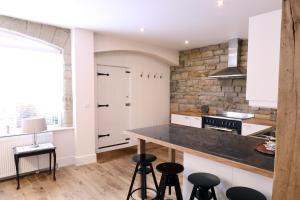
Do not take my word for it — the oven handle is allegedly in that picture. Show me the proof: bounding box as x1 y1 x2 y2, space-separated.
207 126 234 132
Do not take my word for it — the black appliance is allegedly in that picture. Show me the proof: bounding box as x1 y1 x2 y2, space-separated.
201 112 254 135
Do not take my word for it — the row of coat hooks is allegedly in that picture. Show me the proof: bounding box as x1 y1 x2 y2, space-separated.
140 72 164 79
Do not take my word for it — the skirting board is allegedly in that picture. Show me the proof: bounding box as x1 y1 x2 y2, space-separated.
57 156 75 167
75 154 97 166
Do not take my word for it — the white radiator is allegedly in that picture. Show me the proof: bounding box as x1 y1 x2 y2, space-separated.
0 133 53 179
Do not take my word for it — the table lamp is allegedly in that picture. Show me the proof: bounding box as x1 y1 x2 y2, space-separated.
22 117 47 147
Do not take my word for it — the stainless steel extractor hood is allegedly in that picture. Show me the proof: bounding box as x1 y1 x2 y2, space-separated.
208 38 246 79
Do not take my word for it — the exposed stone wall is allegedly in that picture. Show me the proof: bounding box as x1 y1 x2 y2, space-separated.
0 15 73 126
171 40 277 120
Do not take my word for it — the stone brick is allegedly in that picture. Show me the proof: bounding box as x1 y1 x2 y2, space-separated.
225 92 238 97
220 55 228 62
222 86 234 92
27 22 42 38
204 57 220 65
213 49 224 56
52 29 69 47
40 25 56 43
232 79 246 86
171 103 179 112
10 19 27 34
190 60 201 66
235 86 242 92
201 51 213 58
189 65 206 71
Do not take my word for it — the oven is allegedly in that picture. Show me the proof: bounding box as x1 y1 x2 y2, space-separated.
202 116 242 135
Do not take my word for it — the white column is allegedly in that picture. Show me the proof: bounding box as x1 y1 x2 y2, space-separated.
71 28 96 165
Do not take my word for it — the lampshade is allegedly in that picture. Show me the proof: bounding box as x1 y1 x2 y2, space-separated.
22 117 47 134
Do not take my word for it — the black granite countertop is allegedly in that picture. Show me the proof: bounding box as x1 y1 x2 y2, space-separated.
128 124 274 173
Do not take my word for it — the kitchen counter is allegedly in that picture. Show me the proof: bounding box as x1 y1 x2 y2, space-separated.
242 118 276 127
172 111 276 127
126 124 274 177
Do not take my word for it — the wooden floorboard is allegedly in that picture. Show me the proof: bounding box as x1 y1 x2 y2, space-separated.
0 143 183 200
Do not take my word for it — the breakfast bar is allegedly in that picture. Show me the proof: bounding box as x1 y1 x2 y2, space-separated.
125 124 274 199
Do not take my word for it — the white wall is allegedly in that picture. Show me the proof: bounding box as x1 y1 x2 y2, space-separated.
71 28 97 165
52 128 75 167
94 34 179 66
95 51 170 130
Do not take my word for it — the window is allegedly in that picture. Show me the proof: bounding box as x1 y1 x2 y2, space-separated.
0 30 64 135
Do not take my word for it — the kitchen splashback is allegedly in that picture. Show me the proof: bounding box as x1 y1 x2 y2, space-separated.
170 40 277 120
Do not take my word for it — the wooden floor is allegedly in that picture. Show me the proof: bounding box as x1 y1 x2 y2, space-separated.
0 143 183 200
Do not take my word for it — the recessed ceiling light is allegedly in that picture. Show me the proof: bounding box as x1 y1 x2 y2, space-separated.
140 28 145 32
185 40 189 44
217 0 224 7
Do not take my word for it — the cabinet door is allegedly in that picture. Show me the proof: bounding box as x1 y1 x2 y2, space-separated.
242 123 271 136
246 10 281 108
190 117 202 128
171 114 190 126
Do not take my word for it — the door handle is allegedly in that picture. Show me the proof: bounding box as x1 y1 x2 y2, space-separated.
97 73 109 76
98 134 110 138
98 104 109 108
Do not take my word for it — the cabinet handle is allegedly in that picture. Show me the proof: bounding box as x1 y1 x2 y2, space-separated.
98 134 110 138
98 104 109 108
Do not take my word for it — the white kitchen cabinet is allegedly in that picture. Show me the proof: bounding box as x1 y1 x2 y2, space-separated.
189 116 202 128
171 114 191 126
242 123 271 136
171 114 202 127
246 10 281 108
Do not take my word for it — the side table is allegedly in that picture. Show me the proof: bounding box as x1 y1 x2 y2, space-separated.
13 143 56 189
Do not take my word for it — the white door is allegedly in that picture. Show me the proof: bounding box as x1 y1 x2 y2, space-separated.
97 66 131 151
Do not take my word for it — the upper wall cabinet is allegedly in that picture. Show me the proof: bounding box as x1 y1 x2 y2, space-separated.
246 10 282 108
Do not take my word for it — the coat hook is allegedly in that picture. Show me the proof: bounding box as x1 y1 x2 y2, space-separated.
140 72 143 78
147 73 150 78
160 73 163 79
154 73 158 79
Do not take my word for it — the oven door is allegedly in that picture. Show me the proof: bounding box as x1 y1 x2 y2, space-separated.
202 116 242 135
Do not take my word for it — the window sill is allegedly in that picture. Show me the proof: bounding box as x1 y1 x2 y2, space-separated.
0 127 74 138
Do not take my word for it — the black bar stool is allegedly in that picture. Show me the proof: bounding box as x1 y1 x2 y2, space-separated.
188 172 220 200
156 162 184 200
127 154 159 200
226 187 267 200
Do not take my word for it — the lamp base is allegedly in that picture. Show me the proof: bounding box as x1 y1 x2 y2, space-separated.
33 133 39 148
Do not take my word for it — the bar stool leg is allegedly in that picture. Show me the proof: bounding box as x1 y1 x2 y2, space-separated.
211 187 217 200
189 186 197 200
158 175 167 200
149 163 159 190
126 163 140 200
141 164 147 199
174 176 183 200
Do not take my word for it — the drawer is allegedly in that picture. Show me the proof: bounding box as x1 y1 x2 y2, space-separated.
171 114 191 126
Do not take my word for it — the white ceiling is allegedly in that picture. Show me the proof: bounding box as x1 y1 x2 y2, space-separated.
0 0 282 50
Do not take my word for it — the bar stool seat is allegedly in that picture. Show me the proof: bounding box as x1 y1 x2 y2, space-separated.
188 172 220 188
133 154 157 164
226 187 267 200
156 162 184 200
188 172 220 200
156 162 184 174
